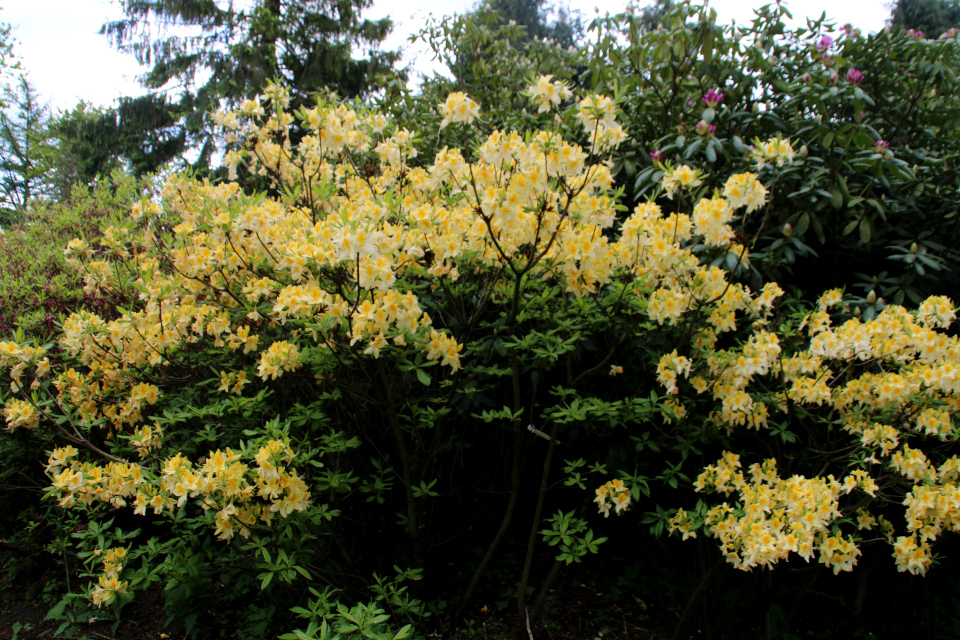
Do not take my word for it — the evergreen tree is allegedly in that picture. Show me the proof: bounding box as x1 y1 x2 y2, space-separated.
477 0 583 48
636 0 677 32
46 103 123 199
889 0 960 37
0 75 55 226
101 0 400 166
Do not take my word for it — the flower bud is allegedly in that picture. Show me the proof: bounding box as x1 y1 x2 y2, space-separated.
845 68 864 85
866 290 877 304
702 88 724 108
695 120 716 136
782 223 793 237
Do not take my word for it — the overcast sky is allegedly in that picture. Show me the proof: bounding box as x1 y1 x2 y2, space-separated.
3 0 892 112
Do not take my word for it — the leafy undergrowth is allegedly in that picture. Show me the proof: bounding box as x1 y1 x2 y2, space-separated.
0 551 664 640
0 582 185 640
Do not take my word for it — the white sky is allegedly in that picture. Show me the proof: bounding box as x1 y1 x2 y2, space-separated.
3 0 891 112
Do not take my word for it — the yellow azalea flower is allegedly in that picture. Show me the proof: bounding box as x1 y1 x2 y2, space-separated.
438 92 480 128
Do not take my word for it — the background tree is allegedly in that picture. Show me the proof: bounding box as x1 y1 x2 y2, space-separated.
889 0 960 37
480 0 584 48
634 0 677 31
0 15 17 91
46 103 123 200
0 74 55 226
101 0 401 167
46 93 188 194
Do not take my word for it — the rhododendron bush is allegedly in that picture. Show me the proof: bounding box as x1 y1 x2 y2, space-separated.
2 73 960 638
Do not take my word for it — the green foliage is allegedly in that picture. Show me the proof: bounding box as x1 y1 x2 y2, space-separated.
540 510 606 564
0 170 146 340
586 1 960 303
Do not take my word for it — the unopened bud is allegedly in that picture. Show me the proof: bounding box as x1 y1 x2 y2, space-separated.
910 242 918 254
798 145 808 158
782 223 793 237
866 290 877 304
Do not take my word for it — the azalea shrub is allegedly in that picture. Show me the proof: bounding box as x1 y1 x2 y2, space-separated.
2 68 960 640
0 172 147 550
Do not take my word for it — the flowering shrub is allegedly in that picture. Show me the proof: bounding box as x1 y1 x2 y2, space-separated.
586 1 960 306
0 172 148 564
663 290 960 574
1 71 959 639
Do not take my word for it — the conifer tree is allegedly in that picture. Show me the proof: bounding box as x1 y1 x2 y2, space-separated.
101 0 400 167
477 0 583 48
0 75 55 225
889 0 960 37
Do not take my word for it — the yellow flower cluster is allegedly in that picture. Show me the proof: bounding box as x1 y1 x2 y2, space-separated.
721 173 768 213
218 370 250 395
45 441 310 541
751 135 796 170
49 457 146 509
684 452 869 574
672 289 960 574
438 91 481 128
257 341 301 380
594 479 632 518
686 330 781 430
91 547 129 607
526 74 573 113
136 441 310 540
2 398 39 430
892 478 960 574
0 341 48 393
656 350 692 395
576 94 625 151
893 535 934 575
660 164 702 200
128 424 163 458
